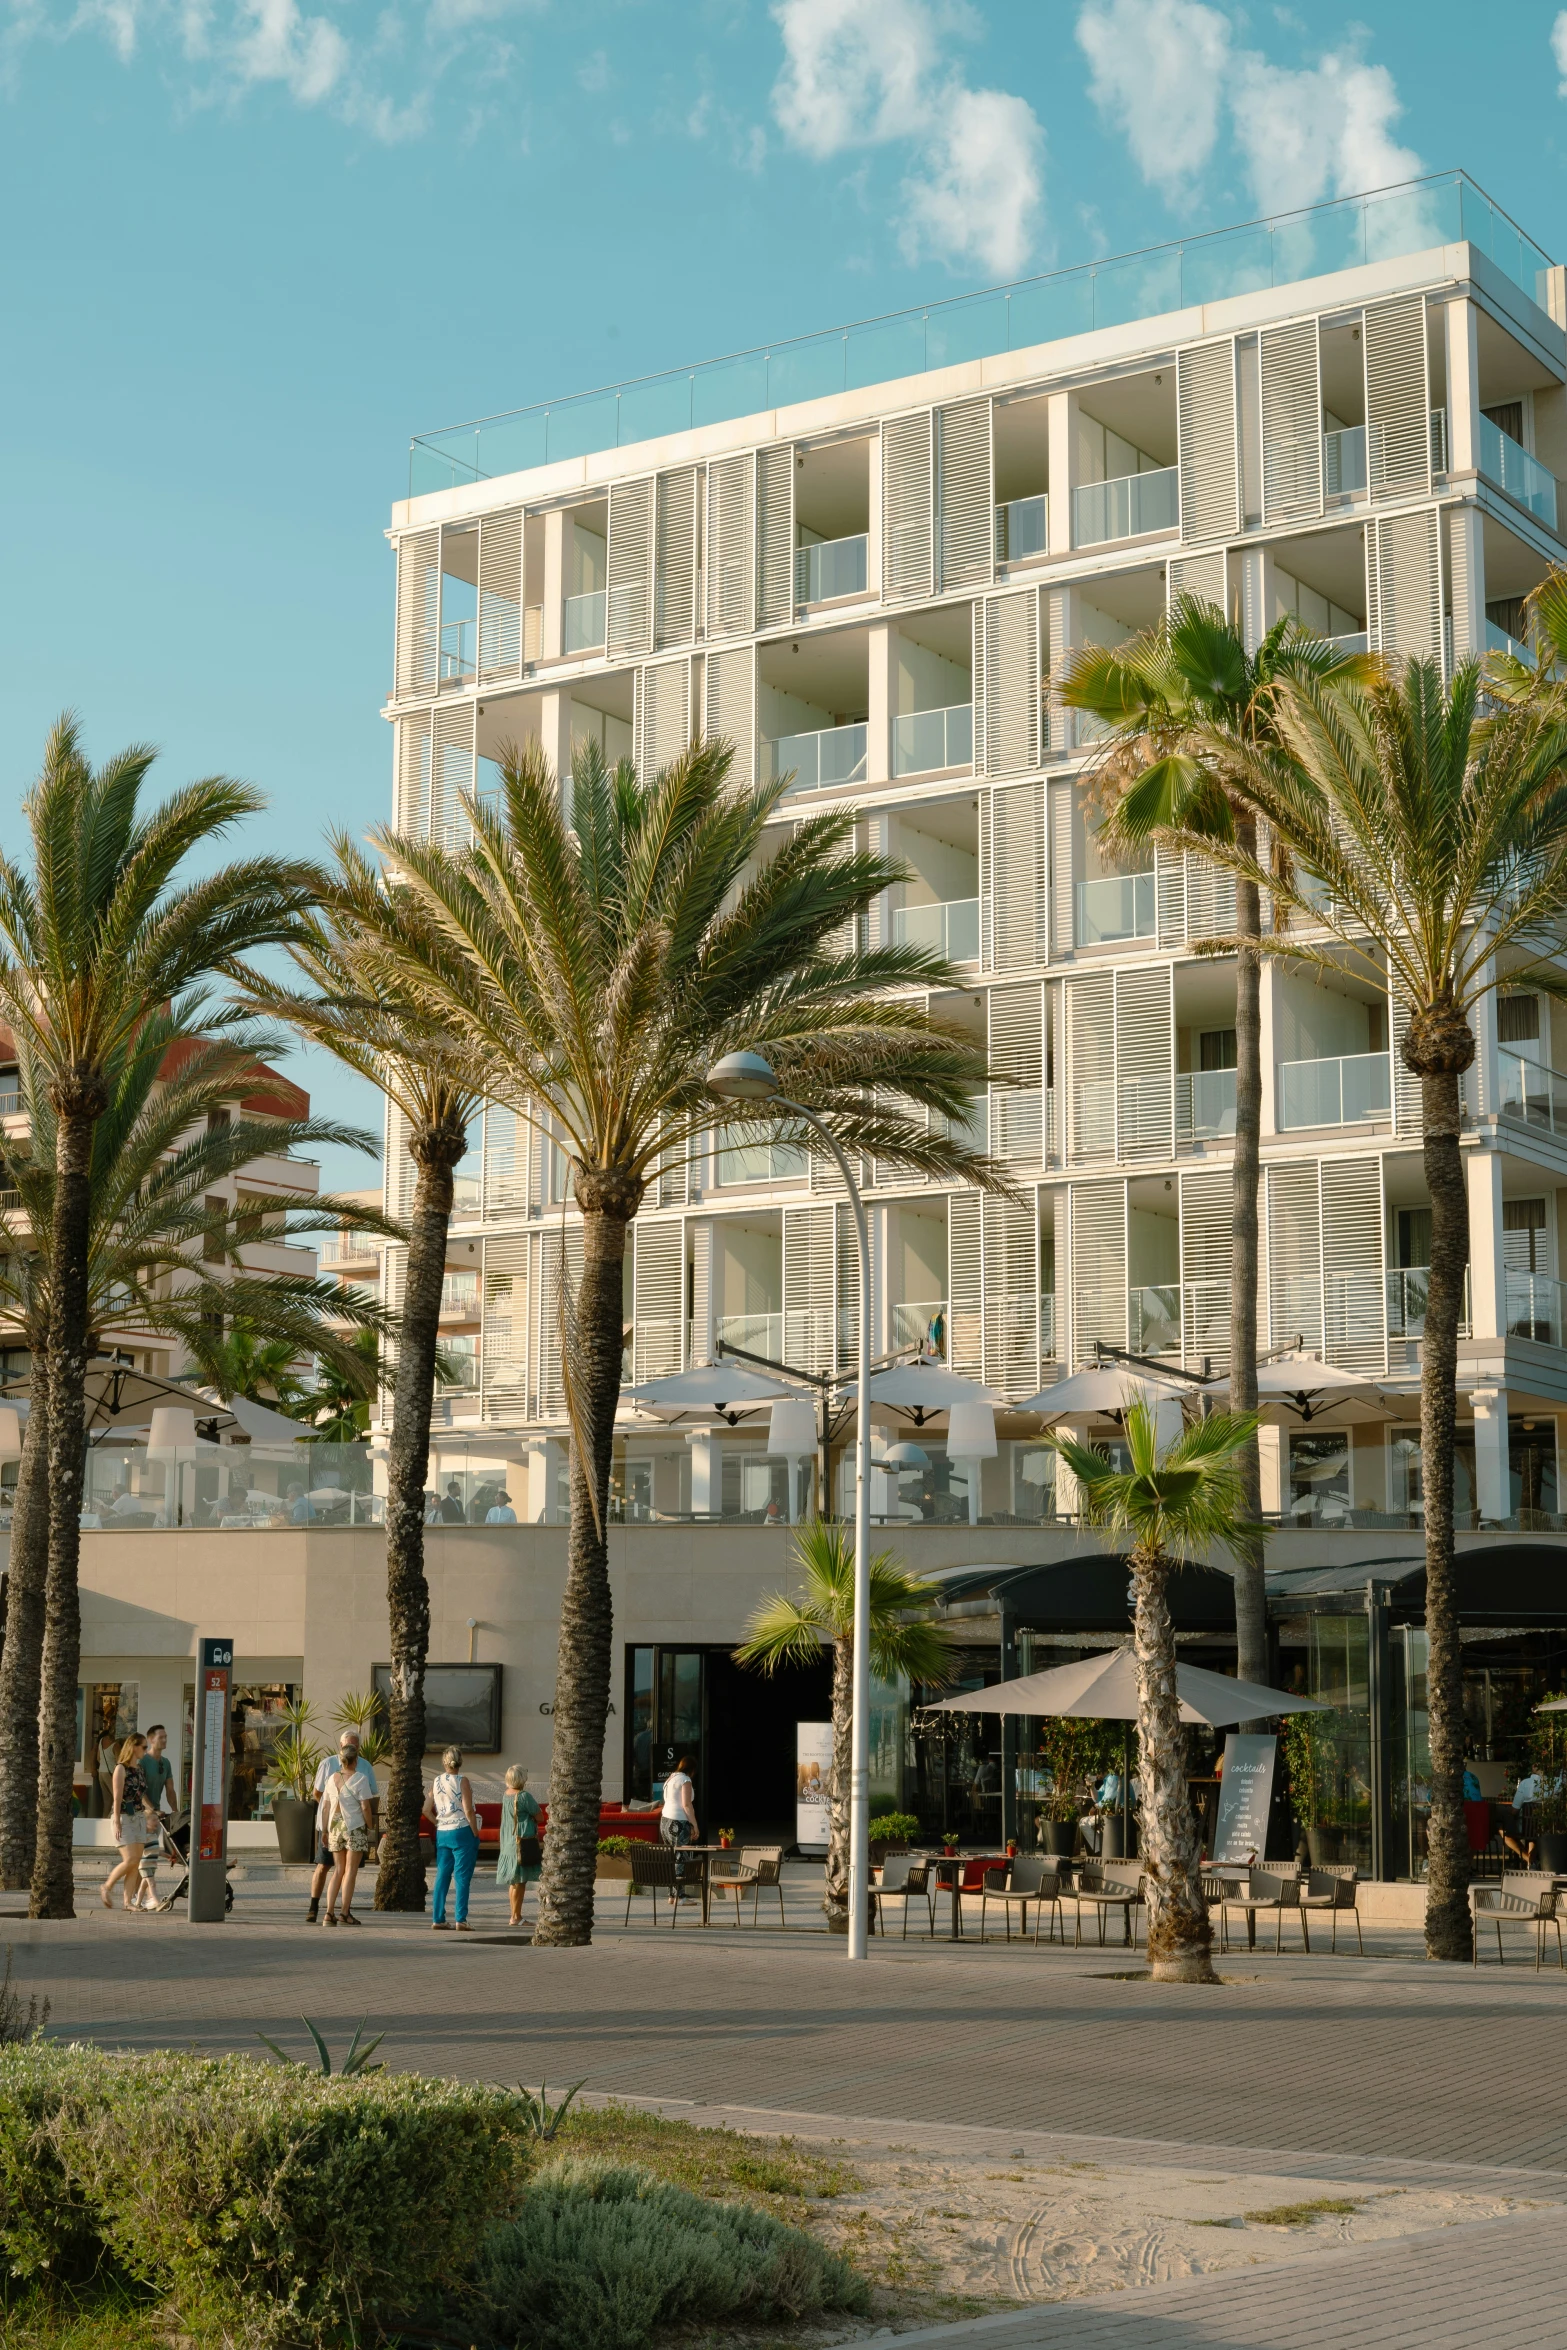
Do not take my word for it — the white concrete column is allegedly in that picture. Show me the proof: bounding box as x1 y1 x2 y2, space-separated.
1236 545 1277 656
1466 1144 1504 1342
1448 506 1486 662
536 690 574 787
869 1201 891 1360
525 1438 566 1524
866 436 884 598
687 1428 717 1517
1471 1384 1509 1524
1444 299 1482 477
866 621 894 786
1046 392 1078 557
1258 961 1278 1139
1257 1424 1284 1518
542 510 568 660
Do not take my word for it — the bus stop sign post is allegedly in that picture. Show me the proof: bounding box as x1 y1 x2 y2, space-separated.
189 1637 233 1924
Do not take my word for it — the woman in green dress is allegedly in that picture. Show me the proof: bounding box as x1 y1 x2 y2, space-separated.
496 1765 542 1926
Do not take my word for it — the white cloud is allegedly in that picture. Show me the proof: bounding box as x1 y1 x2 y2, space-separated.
232 0 346 103
770 0 1044 276
1554 10 1567 91
1076 0 1227 197
1231 48 1420 218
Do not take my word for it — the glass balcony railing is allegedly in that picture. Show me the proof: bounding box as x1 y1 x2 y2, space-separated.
892 703 973 776
1129 1284 1182 1354
715 1131 809 1185
1478 414 1558 528
715 1310 784 1359
1175 1067 1237 1142
1324 424 1366 496
1486 620 1530 664
1498 1048 1567 1133
761 721 867 789
794 534 868 603
994 493 1048 561
440 1275 480 1315
891 1298 947 1354
1040 1293 1056 1359
1388 1265 1471 1342
439 616 476 683
1071 466 1178 548
78 1443 383 1531
1505 1269 1567 1345
562 589 607 652
891 896 980 962
1277 1051 1391 1128
1075 871 1155 945
990 1085 1045 1163
1328 631 1369 656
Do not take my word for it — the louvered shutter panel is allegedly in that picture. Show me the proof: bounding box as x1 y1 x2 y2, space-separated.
948 1193 983 1377
1066 973 1115 1161
476 510 523 684
431 703 475 850
703 645 755 792
983 1192 1039 1398
537 1224 584 1420
784 1203 836 1373
978 590 1040 777
1176 340 1239 543
881 411 934 600
656 1134 689 1208
688 1222 715 1365
987 781 1048 973
395 529 440 699
755 444 795 629
1267 1162 1323 1355
632 1220 686 1380
1389 982 1422 1135
483 1104 528 1217
1368 511 1442 662
1184 851 1236 942
1365 295 1431 501
481 1234 530 1418
1321 1157 1386 1373
1043 585 1075 753
384 1103 416 1225
637 657 692 776
1179 1168 1233 1370
706 453 756 637
1166 551 1227 611
1071 1179 1128 1358
835 1203 860 1369
1049 778 1074 959
380 1244 405 1414
989 982 1044 1165
654 468 698 649
937 397 993 590
606 476 654 658
1156 849 1187 949
1260 320 1324 522
394 712 432 838
1115 965 1174 1160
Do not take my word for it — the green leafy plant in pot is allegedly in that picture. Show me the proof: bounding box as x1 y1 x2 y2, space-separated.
1528 1695 1567 1873
1034 1717 1118 1857
268 1697 325 1865
1283 1709 1344 1866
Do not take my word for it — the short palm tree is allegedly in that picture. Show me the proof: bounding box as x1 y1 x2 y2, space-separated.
1197 656 1567 1960
1047 1397 1261 1982
734 1521 955 1926
367 734 1004 1945
0 717 321 1918
1061 601 1368 1691
198 1324 313 1410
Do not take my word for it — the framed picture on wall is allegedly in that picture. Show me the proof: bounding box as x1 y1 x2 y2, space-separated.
371 1663 503 1753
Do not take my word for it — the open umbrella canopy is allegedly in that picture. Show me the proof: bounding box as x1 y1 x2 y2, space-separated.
1018 1364 1197 1421
836 1361 997 1420
1211 1351 1394 1426
622 1361 802 1423
924 1644 1326 1727
2 1358 251 1443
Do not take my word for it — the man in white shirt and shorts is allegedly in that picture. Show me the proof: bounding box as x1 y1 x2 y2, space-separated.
306 1733 379 1923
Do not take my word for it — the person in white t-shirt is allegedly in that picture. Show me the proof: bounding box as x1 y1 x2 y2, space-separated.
320 1748 379 1927
485 1492 518 1525
306 1734 379 1924
659 1756 698 1906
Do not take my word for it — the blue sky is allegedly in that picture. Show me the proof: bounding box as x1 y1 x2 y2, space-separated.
3 0 1566 1189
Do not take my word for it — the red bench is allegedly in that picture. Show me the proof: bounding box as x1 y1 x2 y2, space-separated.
415 1799 664 1850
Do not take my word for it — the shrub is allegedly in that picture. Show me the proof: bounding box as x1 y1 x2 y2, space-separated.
469 2157 868 2350
0 2045 110 2288
595 1835 633 1858
866 1812 920 1844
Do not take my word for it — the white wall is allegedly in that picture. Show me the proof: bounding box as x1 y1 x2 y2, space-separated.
894 634 969 717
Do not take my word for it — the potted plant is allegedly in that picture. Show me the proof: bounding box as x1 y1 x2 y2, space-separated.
867 1810 921 1864
1529 1698 1567 1873
269 1697 324 1865
1034 1717 1114 1857
596 1834 634 1882
1284 1711 1343 1866
717 1827 736 1850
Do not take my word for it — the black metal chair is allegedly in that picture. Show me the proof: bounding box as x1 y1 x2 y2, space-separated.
625 1842 686 1927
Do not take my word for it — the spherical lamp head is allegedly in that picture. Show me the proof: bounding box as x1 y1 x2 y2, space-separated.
707 1050 780 1102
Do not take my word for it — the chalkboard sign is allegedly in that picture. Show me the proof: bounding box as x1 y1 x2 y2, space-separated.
1212 1734 1277 1864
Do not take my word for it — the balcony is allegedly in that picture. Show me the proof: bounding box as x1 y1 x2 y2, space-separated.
440 1273 480 1318
1277 1051 1391 1129
1175 1068 1238 1143
1387 1266 1471 1343
715 1310 783 1360
439 617 476 686
994 493 1048 563
892 703 972 777
1498 1049 1567 1132
1072 467 1177 549
990 1085 1046 1163
1486 619 1530 663
1505 1269 1567 1345
1075 871 1155 945
1325 413 1450 499
562 589 606 653
1328 631 1369 656
795 534 868 604
1479 414 1558 529
715 1132 808 1185
1129 1284 1182 1354
761 721 867 790
891 896 979 963
891 1298 946 1353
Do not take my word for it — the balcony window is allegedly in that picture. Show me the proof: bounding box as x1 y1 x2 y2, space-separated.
890 897 979 962
795 534 868 604
1277 1051 1391 1128
1075 871 1155 945
994 493 1048 562
715 1129 808 1185
761 721 867 790
563 589 607 653
1479 413 1558 529
1071 467 1177 549
892 703 972 777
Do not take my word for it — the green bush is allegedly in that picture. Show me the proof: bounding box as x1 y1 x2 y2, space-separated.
469 2156 868 2350
595 1835 633 1857
866 1812 921 1843
0 2043 531 2345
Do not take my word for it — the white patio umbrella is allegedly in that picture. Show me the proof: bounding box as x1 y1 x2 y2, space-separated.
923 1645 1326 1727
1211 1351 1394 1427
622 1360 802 1425
1018 1364 1196 1422
836 1361 997 1422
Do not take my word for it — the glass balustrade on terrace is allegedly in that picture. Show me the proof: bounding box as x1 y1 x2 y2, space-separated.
440 1275 480 1315
1324 424 1366 496
994 493 1048 561
891 897 979 961
1175 1068 1238 1141
1486 620 1530 664
1075 871 1156 944
439 617 476 684
1071 467 1178 548
715 1132 809 1184
892 702 973 776
714 1310 784 1360
1479 413 1559 527
1505 1270 1567 1346
562 588 607 652
794 534 869 603
1129 1285 1182 1355
1388 1265 1471 1341
1277 1051 1391 1128
1498 1048 1567 1134
79 1443 382 1531
891 1299 947 1353
761 721 867 789
1328 631 1369 655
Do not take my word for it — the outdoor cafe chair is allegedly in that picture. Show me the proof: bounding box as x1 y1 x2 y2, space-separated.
977 1853 1058 1944
624 1842 688 1928
872 1854 934 1939
1202 1867 1303 1954
1469 1871 1564 1971
1064 1863 1144 1949
707 1845 787 1929
1298 1864 1363 1954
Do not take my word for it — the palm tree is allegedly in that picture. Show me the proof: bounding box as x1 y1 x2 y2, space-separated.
1060 601 1369 1693
296 1330 382 1442
198 1324 313 1410
0 717 321 1918
240 841 494 1913
363 734 1003 1945
0 1022 386 1889
1195 656 1567 1960
734 1521 955 1926
1047 1397 1260 1983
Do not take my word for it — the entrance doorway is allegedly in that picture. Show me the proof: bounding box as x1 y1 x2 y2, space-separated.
624 1644 832 1831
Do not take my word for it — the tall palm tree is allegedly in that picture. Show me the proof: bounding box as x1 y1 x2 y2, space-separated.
1060 601 1369 1693
365 735 1003 1945
1195 657 1567 1960
0 1022 386 1889
0 717 321 1918
735 1522 955 1927
1047 1397 1260 1983
241 841 493 1913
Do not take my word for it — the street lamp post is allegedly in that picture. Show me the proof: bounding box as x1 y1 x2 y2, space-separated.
707 1051 872 1961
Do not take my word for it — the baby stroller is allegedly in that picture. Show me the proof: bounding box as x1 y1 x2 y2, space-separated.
154 1812 235 1913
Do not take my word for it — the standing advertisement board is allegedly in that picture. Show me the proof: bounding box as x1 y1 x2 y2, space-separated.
795 1722 833 1854
188 1636 233 1923
1212 1733 1278 1865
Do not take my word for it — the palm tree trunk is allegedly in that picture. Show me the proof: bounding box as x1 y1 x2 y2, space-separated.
374 1134 458 1912
1229 848 1267 1700
1420 1066 1471 1961
1132 1542 1215 1982
824 1631 852 1928
533 1177 638 1948
0 1360 50 1888
31 1101 99 1920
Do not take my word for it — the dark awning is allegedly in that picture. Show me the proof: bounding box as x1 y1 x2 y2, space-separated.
931 1554 1240 1635
1269 1544 1567 1627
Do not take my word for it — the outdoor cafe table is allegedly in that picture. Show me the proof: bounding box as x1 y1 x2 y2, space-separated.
679 1844 740 1926
928 1854 1010 1941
